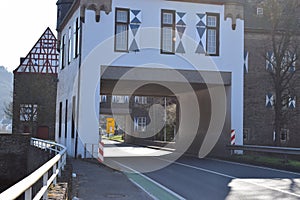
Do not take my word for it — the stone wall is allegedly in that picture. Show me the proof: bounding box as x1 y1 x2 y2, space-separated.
0 134 53 193
12 73 57 140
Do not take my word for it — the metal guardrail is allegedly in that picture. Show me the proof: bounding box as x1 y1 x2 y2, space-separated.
0 138 67 200
227 145 300 155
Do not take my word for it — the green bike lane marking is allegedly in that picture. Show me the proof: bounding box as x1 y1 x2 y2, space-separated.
113 161 185 200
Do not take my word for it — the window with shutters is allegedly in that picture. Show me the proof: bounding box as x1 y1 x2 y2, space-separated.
115 8 129 52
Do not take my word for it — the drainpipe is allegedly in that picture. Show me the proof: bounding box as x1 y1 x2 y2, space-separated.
164 97 167 142
75 18 83 158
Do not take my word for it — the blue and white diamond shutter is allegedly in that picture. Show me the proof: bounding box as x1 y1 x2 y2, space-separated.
266 51 275 71
244 51 249 73
266 93 274 108
195 13 206 54
289 53 296 72
289 96 296 109
176 12 186 54
129 9 142 52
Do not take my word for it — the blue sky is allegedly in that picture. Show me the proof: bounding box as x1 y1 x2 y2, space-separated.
0 0 57 72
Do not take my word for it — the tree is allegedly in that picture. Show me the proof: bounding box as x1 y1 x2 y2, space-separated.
263 0 300 145
4 101 13 120
153 97 177 141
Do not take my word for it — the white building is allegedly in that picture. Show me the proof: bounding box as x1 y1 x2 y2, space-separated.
55 0 244 158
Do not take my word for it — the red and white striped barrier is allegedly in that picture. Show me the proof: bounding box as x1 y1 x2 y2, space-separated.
231 130 236 145
98 141 104 163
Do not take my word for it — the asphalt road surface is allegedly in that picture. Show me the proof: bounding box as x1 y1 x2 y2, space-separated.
103 139 300 200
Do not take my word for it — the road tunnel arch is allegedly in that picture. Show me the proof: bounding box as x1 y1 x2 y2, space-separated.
99 66 232 158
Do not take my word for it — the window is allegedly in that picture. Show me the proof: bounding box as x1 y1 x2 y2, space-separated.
266 51 275 71
257 7 264 16
243 128 250 142
65 100 68 138
73 18 80 59
280 129 289 142
134 117 147 132
283 52 297 73
266 51 296 72
161 10 175 54
60 35 66 69
68 27 72 64
135 96 147 104
71 96 75 139
57 8 61 19
112 95 129 103
19 104 38 121
115 8 129 52
59 102 62 138
100 95 107 103
206 13 219 56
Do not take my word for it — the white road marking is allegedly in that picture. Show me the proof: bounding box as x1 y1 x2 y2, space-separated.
113 160 186 200
157 157 300 198
128 179 158 200
209 158 300 176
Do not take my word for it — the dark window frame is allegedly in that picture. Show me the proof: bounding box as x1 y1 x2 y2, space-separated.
71 96 75 139
114 8 130 52
161 9 176 54
280 129 289 142
68 26 72 64
75 18 80 58
206 13 220 56
60 35 66 70
19 104 38 122
134 116 147 132
65 100 68 138
59 102 62 138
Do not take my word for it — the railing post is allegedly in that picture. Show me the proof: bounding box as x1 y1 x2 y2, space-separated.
92 144 94 158
84 143 87 158
53 164 57 185
43 173 48 200
283 154 288 164
61 155 66 170
58 159 62 177
25 187 32 200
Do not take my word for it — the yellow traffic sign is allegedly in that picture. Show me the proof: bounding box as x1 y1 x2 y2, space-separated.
106 118 115 134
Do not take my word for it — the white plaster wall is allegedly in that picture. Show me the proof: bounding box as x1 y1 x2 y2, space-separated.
57 0 244 156
55 9 81 156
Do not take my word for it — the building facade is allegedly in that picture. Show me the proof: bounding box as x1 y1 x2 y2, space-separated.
56 0 245 157
243 0 300 147
12 28 59 140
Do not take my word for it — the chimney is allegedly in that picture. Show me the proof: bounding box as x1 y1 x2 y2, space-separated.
20 57 25 65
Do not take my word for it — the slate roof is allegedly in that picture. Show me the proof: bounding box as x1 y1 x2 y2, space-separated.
56 0 74 30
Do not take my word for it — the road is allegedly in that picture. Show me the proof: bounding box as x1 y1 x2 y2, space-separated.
103 139 300 200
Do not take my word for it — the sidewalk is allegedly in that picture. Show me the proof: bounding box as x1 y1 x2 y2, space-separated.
70 159 153 200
